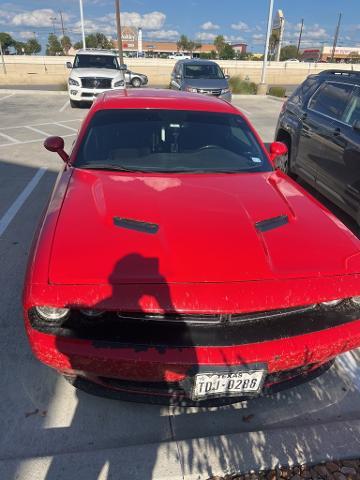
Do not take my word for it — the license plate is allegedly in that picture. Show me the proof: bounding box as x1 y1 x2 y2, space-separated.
191 370 265 400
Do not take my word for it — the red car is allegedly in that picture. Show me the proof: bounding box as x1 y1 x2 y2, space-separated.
23 89 360 405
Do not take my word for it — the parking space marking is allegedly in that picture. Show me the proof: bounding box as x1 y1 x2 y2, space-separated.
55 123 78 132
59 100 70 112
0 131 20 144
0 93 15 102
0 133 76 148
26 126 52 136
0 167 47 237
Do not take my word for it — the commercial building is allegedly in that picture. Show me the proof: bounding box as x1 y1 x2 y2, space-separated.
302 45 360 63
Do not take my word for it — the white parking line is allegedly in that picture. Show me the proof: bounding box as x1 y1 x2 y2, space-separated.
0 93 15 102
0 167 47 237
55 123 78 132
0 118 83 131
0 133 76 148
26 126 51 136
59 100 70 112
0 131 20 144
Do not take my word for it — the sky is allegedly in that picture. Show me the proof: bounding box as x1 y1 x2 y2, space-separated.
1 0 360 53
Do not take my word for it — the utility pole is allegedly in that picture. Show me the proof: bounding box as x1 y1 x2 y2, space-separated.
79 0 86 49
50 17 57 35
115 0 125 82
259 0 274 94
59 11 66 37
297 19 304 57
331 13 342 63
0 39 7 74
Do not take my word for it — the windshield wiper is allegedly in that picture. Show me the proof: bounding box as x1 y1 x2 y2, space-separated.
76 163 146 172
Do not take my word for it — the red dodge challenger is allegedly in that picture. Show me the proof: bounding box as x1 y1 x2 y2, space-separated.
23 89 360 405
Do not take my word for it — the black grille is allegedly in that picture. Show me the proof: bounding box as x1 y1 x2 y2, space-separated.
197 88 222 96
80 77 112 89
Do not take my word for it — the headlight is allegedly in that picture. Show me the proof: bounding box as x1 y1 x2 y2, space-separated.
320 299 343 307
114 80 124 87
35 306 70 321
351 296 360 305
221 88 230 94
80 309 105 317
68 78 79 86
185 87 198 93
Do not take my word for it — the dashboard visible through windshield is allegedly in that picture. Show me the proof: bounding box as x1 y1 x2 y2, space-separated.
74 54 119 70
75 109 271 173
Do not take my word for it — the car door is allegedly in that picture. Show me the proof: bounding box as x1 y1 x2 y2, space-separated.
170 63 181 90
316 86 360 216
296 81 354 185
307 82 356 212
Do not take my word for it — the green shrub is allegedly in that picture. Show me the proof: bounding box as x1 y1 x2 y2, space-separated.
268 86 286 97
229 75 257 95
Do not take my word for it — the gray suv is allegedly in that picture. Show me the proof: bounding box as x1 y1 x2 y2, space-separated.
170 59 231 102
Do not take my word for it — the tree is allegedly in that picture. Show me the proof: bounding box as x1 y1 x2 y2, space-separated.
220 44 235 60
61 35 72 55
214 35 226 55
46 34 63 55
73 40 82 50
177 34 189 52
0 32 14 50
85 33 113 49
280 45 298 61
269 31 280 60
25 38 41 55
187 40 202 55
14 41 27 55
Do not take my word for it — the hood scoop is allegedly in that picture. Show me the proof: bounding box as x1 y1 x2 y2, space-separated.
113 217 159 234
255 215 289 233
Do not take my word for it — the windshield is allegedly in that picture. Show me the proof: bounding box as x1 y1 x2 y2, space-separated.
75 109 271 173
74 54 119 70
184 64 224 79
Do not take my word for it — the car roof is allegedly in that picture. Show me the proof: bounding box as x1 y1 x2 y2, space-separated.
176 59 218 65
93 88 240 115
76 49 116 56
317 69 360 84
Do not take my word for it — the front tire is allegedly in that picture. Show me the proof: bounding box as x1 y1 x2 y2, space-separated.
131 77 142 88
70 99 81 108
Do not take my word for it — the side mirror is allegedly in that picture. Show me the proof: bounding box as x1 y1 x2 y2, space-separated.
269 141 288 164
44 136 69 163
119 63 128 71
66 61 72 69
353 120 360 132
225 74 230 79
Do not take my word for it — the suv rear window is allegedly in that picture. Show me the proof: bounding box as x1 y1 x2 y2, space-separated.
75 109 271 173
309 82 354 120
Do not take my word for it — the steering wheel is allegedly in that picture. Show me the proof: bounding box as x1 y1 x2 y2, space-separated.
199 145 221 150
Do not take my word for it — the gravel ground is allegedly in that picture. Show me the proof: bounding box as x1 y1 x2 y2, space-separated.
209 460 360 480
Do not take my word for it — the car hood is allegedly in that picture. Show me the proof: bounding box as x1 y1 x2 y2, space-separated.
71 68 121 79
49 169 360 285
183 78 229 89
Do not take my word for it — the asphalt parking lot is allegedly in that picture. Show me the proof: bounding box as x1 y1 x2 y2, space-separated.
1 91 360 480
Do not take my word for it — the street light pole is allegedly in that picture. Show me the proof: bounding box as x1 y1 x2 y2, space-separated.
297 19 304 57
115 0 125 83
331 13 342 63
79 0 86 49
259 0 274 94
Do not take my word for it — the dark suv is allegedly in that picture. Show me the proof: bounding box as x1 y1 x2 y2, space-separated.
275 70 360 224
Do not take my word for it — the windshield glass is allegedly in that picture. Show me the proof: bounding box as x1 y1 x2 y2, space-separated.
75 109 271 173
184 64 224 79
74 54 118 69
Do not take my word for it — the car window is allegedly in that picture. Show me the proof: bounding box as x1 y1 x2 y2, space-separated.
184 64 224 79
342 88 360 125
309 82 354 120
75 109 271 173
74 54 119 70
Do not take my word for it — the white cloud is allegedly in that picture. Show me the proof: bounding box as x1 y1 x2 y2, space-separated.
99 11 166 30
11 9 70 27
231 21 250 32
200 21 219 31
195 32 216 41
145 29 180 40
19 31 35 39
225 35 246 43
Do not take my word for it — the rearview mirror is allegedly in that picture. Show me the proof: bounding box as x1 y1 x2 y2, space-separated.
66 61 72 69
353 119 360 132
44 136 69 163
269 141 288 165
119 63 128 71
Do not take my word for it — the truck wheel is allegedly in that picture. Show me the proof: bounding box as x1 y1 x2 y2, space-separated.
131 78 141 88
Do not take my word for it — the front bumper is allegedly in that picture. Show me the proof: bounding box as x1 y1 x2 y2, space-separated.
68 87 124 102
26 311 360 403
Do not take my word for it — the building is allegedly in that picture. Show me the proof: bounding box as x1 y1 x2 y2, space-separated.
231 43 248 55
302 45 360 63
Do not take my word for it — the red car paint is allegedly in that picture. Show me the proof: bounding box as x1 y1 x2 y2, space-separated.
23 89 360 402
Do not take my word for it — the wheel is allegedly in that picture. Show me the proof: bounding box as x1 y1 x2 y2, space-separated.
70 99 81 108
276 136 297 179
131 77 142 88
